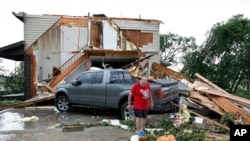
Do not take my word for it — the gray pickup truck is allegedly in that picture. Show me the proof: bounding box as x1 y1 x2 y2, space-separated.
55 69 188 119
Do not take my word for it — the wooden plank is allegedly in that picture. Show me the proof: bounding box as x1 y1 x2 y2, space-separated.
31 54 37 97
193 80 250 107
173 103 229 131
195 73 250 104
122 30 153 47
194 73 226 93
196 88 250 106
197 87 250 105
208 95 250 124
121 54 155 69
192 80 250 124
193 80 250 105
189 91 224 115
62 125 84 132
85 50 139 57
152 62 189 80
43 84 55 93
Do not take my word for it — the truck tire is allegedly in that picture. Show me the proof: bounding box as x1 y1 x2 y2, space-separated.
121 101 134 120
56 96 71 112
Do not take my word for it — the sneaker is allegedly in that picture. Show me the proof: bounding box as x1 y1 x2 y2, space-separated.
137 131 143 136
140 130 146 136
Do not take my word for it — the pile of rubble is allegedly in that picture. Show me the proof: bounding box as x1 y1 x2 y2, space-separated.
125 56 250 131
186 73 250 127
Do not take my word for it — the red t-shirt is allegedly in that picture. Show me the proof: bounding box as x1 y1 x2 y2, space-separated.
131 82 151 110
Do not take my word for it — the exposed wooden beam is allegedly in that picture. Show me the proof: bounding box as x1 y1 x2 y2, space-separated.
56 17 88 27
85 50 139 57
189 91 224 115
43 84 56 93
121 54 155 69
192 78 250 124
194 73 250 105
152 62 189 80
208 95 250 124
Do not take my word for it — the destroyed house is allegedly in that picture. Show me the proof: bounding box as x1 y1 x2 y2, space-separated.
0 12 161 100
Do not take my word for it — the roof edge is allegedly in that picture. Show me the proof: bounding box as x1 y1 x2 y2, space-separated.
12 12 25 22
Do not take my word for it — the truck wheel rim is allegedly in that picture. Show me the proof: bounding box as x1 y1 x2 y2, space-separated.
58 98 69 111
124 106 134 120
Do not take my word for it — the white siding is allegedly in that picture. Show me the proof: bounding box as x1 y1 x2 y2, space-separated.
103 20 117 50
24 15 61 49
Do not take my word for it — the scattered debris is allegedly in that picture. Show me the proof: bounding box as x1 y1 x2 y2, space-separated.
101 119 129 130
180 104 191 123
48 123 62 129
156 135 176 141
62 125 84 132
13 116 39 122
130 135 139 141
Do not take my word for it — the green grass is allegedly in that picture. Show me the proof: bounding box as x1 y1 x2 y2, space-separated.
0 99 21 106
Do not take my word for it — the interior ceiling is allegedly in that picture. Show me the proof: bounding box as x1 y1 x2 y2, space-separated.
90 56 138 69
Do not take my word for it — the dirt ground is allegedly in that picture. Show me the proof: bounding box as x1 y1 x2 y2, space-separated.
0 107 135 141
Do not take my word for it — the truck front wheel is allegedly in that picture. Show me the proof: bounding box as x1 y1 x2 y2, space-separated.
56 96 71 112
121 102 134 120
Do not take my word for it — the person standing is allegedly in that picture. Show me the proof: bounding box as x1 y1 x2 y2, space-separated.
128 77 154 136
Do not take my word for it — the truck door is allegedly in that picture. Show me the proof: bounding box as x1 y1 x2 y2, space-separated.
70 72 93 105
91 71 106 107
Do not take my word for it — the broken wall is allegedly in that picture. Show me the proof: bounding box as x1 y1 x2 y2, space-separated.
32 24 88 81
112 19 160 76
33 25 61 80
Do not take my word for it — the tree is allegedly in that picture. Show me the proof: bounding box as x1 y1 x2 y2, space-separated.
2 62 24 94
160 32 197 71
182 14 250 93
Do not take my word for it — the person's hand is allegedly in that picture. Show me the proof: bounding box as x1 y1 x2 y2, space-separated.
128 104 132 110
150 103 154 109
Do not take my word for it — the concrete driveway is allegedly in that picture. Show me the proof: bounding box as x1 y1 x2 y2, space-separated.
0 107 135 141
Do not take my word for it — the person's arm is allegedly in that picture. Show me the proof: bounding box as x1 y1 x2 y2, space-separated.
128 92 133 110
148 85 154 108
149 92 154 108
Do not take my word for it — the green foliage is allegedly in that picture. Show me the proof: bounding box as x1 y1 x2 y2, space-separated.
122 117 205 141
220 112 235 127
146 117 206 141
182 14 250 93
0 62 24 95
160 32 197 71
120 119 136 131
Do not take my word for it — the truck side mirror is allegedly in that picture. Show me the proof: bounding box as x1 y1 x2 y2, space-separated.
72 80 81 86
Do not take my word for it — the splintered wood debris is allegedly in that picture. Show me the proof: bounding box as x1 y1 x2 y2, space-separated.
127 57 250 131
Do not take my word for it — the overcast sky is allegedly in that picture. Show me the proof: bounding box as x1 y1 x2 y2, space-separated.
1 0 250 71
